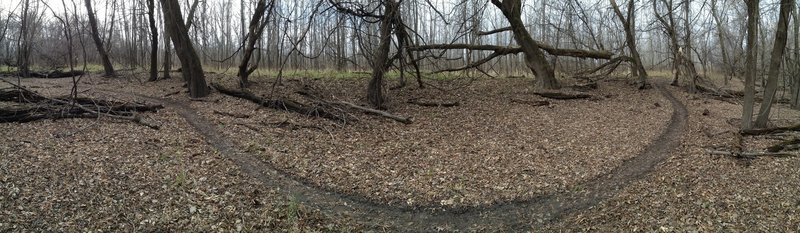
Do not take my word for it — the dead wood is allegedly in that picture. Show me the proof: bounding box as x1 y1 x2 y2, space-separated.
213 110 250 118
265 119 323 130
695 84 736 98
163 90 181 97
570 82 598 91
407 99 460 107
333 101 412 124
707 149 799 158
741 123 800 136
767 138 800 152
510 99 550 106
534 91 594 100
211 82 350 123
0 81 163 129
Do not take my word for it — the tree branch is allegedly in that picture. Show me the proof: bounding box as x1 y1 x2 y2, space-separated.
409 42 613 60
476 26 512 36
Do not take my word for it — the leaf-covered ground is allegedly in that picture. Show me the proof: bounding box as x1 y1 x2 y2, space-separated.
192 76 672 208
544 85 800 232
1 74 799 231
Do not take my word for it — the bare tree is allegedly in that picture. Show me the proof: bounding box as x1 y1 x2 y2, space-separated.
160 0 209 98
238 0 275 88
17 0 31 78
754 0 793 128
610 0 649 89
491 0 559 89
84 0 115 76
742 0 759 130
653 0 696 90
146 0 158 81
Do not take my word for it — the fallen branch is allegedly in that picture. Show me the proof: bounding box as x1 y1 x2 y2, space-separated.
767 138 800 152
407 99 460 107
706 149 799 158
408 43 613 60
211 82 351 123
510 99 550 106
333 101 412 124
265 119 323 131
570 82 598 91
741 123 800 136
48 97 161 129
534 91 593 100
0 80 162 129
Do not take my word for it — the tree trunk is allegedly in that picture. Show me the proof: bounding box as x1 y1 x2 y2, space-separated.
610 0 648 89
367 0 397 109
711 0 732 85
238 0 274 88
17 0 30 78
146 0 158 81
160 0 209 98
491 0 559 90
742 0 759 130
85 0 115 77
794 3 800 109
755 0 793 127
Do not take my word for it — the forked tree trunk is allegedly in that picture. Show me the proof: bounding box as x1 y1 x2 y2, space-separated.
238 0 274 88
367 0 397 109
610 0 648 89
755 0 793 127
84 0 115 77
146 0 158 81
491 0 559 90
160 0 209 98
742 0 759 130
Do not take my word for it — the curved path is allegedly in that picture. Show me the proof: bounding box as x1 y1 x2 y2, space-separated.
110 84 687 232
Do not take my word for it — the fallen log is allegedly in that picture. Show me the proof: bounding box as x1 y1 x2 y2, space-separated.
333 101 412 124
211 82 350 123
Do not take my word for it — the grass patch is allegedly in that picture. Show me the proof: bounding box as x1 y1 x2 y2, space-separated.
173 170 188 188
286 196 301 233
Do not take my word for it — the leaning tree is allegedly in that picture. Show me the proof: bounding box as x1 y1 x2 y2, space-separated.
160 0 209 98
409 0 614 90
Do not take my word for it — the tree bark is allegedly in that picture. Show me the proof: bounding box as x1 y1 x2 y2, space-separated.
17 0 30 78
84 0 116 77
610 0 649 89
160 0 209 98
742 0 759 130
146 0 158 81
755 0 793 127
491 0 559 89
238 0 274 88
366 0 397 109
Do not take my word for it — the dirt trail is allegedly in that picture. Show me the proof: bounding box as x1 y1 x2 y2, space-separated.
108 83 687 232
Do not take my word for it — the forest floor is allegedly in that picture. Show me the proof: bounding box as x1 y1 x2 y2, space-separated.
1 72 799 232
